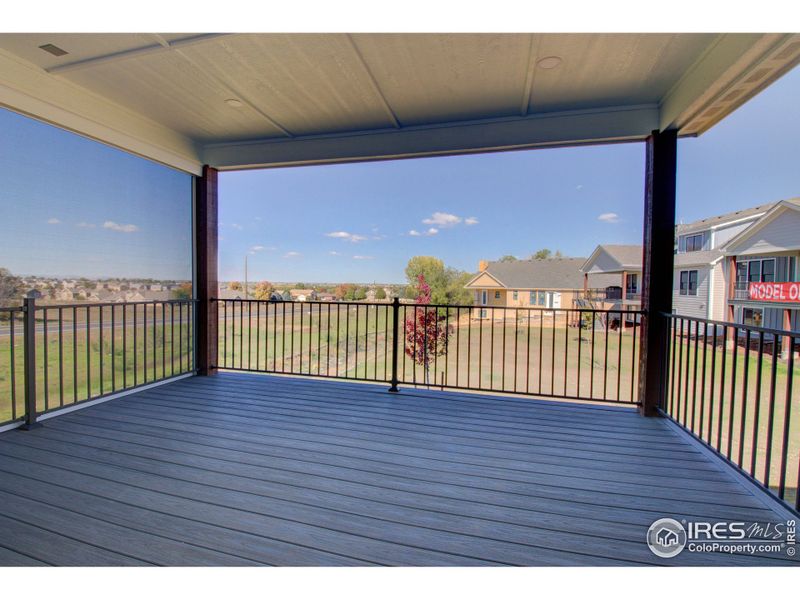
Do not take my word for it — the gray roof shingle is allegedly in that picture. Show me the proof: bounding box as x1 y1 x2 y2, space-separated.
673 249 724 267
676 203 775 235
476 258 587 290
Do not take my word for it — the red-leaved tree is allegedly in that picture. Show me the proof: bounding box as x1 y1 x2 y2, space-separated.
404 274 452 384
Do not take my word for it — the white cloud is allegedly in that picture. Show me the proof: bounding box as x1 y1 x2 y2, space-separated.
230 223 244 231
46 218 61 225
422 212 461 227
597 212 620 224
352 255 374 260
325 231 368 243
328 250 343 256
464 217 479 226
76 222 96 228
408 228 438 237
103 221 139 233
250 245 266 252
284 251 301 258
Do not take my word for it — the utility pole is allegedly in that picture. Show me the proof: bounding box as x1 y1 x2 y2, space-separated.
244 255 249 300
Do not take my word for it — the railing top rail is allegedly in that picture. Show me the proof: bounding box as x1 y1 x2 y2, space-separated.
213 297 644 314
34 298 198 310
661 311 799 338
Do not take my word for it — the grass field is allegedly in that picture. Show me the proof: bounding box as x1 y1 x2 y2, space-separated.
215 302 641 402
665 330 800 505
0 303 194 423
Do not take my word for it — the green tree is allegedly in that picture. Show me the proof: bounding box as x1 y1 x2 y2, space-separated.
0 267 22 308
172 282 193 300
404 256 474 306
444 268 474 306
498 255 518 262
374 287 387 300
531 249 552 260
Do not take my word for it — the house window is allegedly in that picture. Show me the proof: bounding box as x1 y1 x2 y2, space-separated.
625 273 637 294
512 290 518 301
479 308 487 319
742 308 763 327
679 270 698 296
529 291 536 304
494 291 501 299
481 290 488 305
761 259 775 282
684 234 703 252
736 262 748 288
742 258 777 284
538 291 546 305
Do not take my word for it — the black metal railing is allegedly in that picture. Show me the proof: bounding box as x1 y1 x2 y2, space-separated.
0 298 197 429
0 305 25 426
214 298 643 404
663 313 799 512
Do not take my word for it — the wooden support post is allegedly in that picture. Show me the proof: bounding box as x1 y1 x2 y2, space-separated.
638 129 677 416
195 165 218 376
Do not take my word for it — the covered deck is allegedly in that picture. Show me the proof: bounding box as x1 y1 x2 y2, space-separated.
0 372 794 566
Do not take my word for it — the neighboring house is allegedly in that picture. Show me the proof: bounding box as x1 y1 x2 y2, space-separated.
721 198 800 332
290 289 317 302
579 245 643 309
54 287 74 302
464 258 587 319
317 293 336 302
672 203 771 321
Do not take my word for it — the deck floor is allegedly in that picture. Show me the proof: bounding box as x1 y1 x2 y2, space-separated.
0 372 796 566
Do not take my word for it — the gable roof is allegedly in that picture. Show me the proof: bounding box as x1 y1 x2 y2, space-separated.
676 203 774 235
580 245 642 274
465 258 586 290
721 198 800 254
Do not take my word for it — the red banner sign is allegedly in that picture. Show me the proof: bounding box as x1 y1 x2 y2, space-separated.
748 282 800 303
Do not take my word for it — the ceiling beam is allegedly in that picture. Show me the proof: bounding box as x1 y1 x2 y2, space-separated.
203 104 659 170
45 34 234 75
659 33 800 133
0 48 203 174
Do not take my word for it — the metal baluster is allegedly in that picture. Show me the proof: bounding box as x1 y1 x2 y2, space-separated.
777 336 794 500
749 332 766 476
58 308 64 406
43 307 49 410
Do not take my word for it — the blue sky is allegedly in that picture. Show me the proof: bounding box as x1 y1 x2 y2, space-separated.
0 108 193 280
1 64 797 284
221 66 800 284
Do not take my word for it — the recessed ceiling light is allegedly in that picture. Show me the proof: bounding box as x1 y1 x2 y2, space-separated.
537 56 562 70
39 43 69 57
225 98 244 108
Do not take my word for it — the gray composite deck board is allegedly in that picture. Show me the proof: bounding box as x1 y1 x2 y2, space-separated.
0 372 796 566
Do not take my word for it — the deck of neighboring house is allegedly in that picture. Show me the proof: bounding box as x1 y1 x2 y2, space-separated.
0 372 795 566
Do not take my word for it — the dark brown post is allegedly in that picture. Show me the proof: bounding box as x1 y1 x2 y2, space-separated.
196 165 218 375
21 296 41 430
638 129 677 416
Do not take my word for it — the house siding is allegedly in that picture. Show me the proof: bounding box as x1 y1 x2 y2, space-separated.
713 221 756 248
709 261 726 320
727 208 800 255
672 266 712 319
